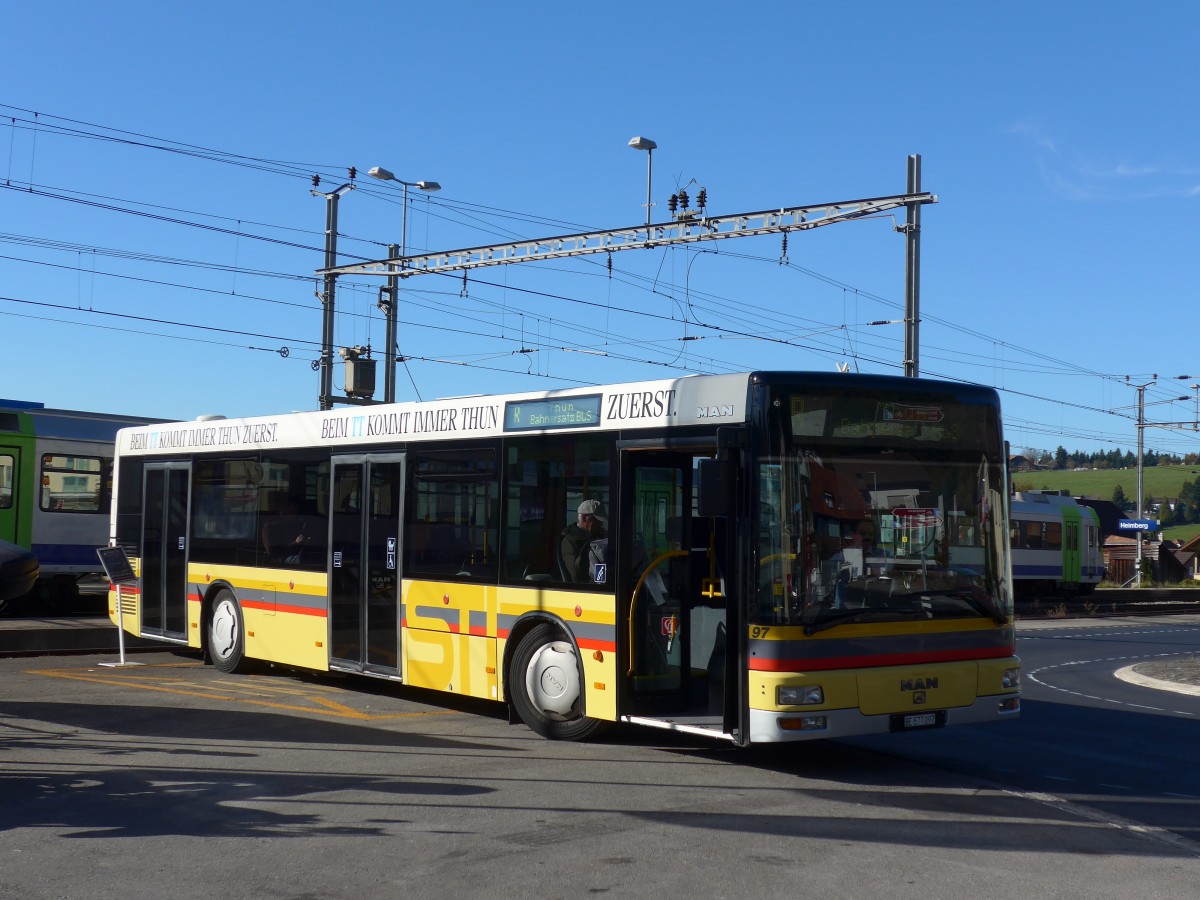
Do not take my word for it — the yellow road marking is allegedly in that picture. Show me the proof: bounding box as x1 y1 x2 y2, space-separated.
28 665 452 722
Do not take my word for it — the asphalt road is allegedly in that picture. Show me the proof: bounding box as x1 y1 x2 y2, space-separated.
3 640 1200 900
851 616 1200 852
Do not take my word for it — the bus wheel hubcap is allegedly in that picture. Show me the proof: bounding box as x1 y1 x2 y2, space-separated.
525 642 579 718
211 602 236 659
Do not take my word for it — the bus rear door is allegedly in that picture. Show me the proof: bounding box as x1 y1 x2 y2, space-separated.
140 463 190 641
328 454 404 676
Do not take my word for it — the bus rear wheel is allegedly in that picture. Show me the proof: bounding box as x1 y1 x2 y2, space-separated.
510 623 606 741
208 589 248 674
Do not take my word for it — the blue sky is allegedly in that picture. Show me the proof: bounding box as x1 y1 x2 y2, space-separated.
2 2 1198 461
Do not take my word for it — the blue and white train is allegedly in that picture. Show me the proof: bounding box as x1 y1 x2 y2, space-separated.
1009 491 1104 598
1 401 164 608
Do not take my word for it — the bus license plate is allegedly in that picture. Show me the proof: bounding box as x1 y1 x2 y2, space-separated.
891 711 945 732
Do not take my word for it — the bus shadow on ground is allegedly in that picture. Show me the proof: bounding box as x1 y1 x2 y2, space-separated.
0 762 494 839
0 697 515 751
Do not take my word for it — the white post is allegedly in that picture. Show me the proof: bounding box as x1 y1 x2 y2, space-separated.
100 576 142 667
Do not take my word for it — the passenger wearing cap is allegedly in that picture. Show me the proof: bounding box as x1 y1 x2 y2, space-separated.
560 499 608 582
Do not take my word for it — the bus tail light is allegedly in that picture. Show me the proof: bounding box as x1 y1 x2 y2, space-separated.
778 715 828 732
1001 668 1020 689
998 697 1020 714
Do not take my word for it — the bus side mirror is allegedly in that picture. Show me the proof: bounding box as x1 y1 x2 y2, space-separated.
697 458 731 518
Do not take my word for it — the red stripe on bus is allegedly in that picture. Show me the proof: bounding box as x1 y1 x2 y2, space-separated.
748 645 1013 672
239 599 326 618
576 637 617 653
275 602 327 618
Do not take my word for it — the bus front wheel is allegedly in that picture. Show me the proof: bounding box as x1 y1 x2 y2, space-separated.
510 622 605 741
208 589 248 674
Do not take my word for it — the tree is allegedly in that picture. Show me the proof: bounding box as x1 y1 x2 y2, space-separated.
1178 478 1200 524
1054 446 1068 470
1139 556 1155 585
1112 484 1128 512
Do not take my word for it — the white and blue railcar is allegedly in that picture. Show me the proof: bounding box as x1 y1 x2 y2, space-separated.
1009 491 1104 597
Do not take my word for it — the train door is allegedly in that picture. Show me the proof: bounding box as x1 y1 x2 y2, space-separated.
1061 506 1081 586
328 454 404 676
140 463 190 640
0 440 21 544
620 447 733 735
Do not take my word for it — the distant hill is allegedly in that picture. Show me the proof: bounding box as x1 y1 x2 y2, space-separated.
1013 464 1200 501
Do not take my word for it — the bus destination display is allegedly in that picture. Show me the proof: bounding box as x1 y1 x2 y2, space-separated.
504 396 602 432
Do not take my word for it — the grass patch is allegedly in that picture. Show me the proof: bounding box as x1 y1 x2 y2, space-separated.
1013 464 1200 504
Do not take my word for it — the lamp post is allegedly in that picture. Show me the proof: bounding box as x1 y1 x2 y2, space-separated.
1119 382 1192 585
367 168 441 403
627 136 657 227
1135 382 1150 585
367 166 441 259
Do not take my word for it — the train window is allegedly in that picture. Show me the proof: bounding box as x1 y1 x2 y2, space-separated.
0 453 13 509
1044 522 1062 551
39 454 106 513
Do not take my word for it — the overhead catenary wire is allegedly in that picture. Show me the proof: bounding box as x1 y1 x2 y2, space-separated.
1 105 1195 455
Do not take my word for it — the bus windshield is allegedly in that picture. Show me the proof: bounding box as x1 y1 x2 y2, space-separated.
754 387 1012 628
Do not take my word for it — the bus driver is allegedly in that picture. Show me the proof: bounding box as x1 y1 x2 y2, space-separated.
560 499 607 582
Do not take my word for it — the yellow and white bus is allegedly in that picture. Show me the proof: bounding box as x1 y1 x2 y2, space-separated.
107 371 1019 744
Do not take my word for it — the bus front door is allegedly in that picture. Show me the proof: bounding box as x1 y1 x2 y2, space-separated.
328 454 404 676
620 449 730 732
141 463 190 641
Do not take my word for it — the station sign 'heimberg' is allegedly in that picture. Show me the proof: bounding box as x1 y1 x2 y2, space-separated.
1117 519 1160 532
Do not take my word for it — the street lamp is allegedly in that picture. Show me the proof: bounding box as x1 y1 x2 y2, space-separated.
367 167 441 406
1117 383 1192 585
367 166 442 258
627 136 657 227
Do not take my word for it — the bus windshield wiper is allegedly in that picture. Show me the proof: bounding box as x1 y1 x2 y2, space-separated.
942 590 1009 625
804 607 928 636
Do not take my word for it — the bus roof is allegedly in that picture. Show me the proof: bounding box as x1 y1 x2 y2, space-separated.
111 370 1001 458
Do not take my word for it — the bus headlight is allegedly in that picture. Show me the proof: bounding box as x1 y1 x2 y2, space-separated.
778 685 824 706
1001 668 1020 689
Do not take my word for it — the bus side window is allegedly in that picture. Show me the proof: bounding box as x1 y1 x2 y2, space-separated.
405 448 499 581
503 436 611 585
